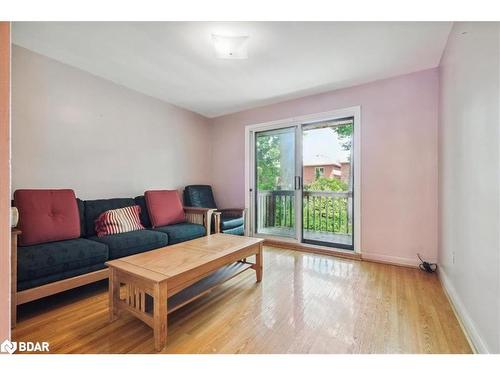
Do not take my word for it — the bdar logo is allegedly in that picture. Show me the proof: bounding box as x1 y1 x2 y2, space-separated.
1 339 17 354
0 339 49 354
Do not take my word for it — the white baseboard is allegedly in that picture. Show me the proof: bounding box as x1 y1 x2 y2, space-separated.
439 268 489 354
361 252 419 267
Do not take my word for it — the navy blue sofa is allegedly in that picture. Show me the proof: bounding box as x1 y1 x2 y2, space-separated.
15 196 213 300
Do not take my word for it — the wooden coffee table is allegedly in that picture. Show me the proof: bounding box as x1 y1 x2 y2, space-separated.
106 233 264 351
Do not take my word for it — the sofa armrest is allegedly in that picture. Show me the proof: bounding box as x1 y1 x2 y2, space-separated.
183 207 215 236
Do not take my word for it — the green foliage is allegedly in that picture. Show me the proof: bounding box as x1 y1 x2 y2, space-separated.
303 177 350 233
261 192 351 235
260 177 351 235
332 123 353 151
305 177 348 192
256 135 280 190
303 196 350 234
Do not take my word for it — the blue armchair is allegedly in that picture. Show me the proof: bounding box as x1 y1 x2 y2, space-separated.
183 185 245 235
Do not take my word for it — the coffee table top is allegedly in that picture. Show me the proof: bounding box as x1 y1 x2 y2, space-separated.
106 233 263 283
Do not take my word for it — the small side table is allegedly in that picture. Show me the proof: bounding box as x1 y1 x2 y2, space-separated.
11 228 20 328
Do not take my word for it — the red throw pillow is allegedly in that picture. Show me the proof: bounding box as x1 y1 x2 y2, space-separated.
95 205 145 237
145 190 185 227
14 189 81 246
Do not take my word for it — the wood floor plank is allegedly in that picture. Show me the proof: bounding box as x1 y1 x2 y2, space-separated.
12 246 472 354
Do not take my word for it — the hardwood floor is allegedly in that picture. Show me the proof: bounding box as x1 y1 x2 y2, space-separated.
12 246 472 354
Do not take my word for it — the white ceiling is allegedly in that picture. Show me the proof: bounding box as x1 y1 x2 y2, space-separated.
12 22 452 118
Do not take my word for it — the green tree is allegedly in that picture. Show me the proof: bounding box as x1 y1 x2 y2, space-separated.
256 135 280 190
332 123 353 151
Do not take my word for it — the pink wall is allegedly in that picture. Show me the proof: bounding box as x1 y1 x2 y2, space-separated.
210 69 439 265
0 22 10 342
12 47 212 199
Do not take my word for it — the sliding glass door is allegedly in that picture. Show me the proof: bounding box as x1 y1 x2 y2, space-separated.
302 118 353 249
255 127 297 238
252 115 355 251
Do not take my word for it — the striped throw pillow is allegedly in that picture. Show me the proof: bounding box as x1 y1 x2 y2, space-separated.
95 205 145 237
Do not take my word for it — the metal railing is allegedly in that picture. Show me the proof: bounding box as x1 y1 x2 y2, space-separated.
257 190 352 234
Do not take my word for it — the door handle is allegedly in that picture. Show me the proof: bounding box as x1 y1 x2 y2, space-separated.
295 176 302 190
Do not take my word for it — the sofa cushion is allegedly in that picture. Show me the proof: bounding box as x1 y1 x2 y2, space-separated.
222 225 244 236
183 185 217 209
14 189 81 246
153 222 206 244
84 198 135 237
17 238 109 282
220 215 244 230
17 263 107 291
95 205 144 237
134 195 151 228
145 190 185 227
89 229 168 259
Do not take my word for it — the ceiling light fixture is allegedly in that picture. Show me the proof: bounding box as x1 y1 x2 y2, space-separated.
212 34 249 59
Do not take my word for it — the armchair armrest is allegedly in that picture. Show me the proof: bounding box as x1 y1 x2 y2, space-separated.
217 208 246 217
215 208 247 235
184 206 214 214
183 207 215 236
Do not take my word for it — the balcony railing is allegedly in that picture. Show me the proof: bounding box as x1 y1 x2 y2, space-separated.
257 190 352 235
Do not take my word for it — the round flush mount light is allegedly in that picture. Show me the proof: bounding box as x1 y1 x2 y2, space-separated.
212 34 249 59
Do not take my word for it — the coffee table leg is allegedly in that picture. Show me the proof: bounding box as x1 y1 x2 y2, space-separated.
109 267 120 322
153 281 168 351
256 243 263 282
